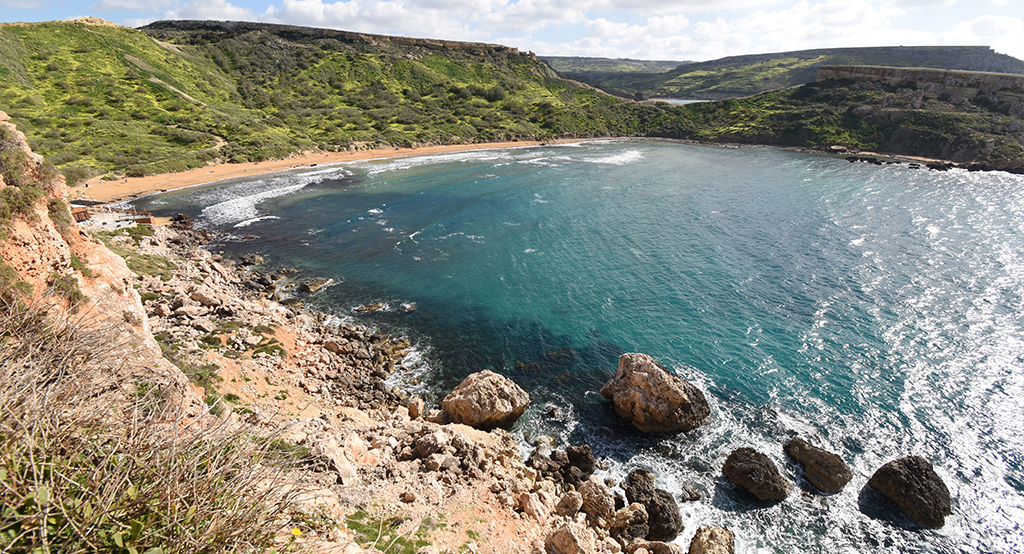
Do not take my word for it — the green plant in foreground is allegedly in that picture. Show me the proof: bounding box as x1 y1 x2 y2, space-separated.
346 510 438 554
0 299 311 553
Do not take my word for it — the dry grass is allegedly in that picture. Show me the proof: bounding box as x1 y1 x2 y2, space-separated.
0 299 308 553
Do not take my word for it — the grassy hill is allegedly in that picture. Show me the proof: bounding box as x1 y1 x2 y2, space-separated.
0 20 1021 182
0 19 654 182
566 46 1024 100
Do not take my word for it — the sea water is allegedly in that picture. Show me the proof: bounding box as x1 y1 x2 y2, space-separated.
134 140 1024 553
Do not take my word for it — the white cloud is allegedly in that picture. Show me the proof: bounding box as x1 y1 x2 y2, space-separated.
91 0 176 12
260 0 479 40
936 15 1024 60
166 0 256 20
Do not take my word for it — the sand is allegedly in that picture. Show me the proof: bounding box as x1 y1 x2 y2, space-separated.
72 140 577 204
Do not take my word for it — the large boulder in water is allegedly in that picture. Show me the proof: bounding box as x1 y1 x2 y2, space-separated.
784 438 852 494
723 448 791 501
623 469 684 542
868 455 951 528
441 370 530 430
600 353 710 433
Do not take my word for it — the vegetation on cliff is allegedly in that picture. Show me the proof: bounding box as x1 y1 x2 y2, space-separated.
1 20 1022 183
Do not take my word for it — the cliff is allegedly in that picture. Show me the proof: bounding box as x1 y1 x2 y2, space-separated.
817 65 1024 103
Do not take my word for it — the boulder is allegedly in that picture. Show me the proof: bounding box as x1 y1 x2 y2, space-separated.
238 253 264 266
441 370 530 430
623 469 683 542
545 521 597 554
599 353 710 433
609 503 648 543
579 477 616 527
868 455 951 528
687 527 734 554
784 438 852 494
301 277 334 293
408 396 425 419
722 448 791 501
628 541 683 554
555 491 583 517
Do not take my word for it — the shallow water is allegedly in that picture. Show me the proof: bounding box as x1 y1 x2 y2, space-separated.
135 140 1024 553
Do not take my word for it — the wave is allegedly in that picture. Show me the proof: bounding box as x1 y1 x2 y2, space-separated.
233 215 281 228
583 150 644 165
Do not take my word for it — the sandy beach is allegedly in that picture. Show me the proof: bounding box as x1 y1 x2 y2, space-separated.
72 140 579 204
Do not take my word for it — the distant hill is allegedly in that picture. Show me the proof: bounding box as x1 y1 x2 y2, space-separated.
562 46 1024 100
540 56 686 74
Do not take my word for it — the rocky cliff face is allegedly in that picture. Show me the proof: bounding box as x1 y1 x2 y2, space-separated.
0 111 195 407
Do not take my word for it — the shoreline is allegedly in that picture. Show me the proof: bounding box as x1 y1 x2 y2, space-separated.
70 137 988 206
72 139 586 204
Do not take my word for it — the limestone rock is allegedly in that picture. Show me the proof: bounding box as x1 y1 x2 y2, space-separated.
238 253 264 266
408 396 425 419
556 491 584 517
627 541 683 554
868 455 951 528
441 370 530 430
623 469 683 541
300 277 333 293
784 438 852 494
545 521 597 554
722 448 791 501
599 353 710 433
579 477 616 527
687 527 734 554
609 503 648 543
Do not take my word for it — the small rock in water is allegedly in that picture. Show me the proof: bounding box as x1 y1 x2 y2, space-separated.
868 455 951 528
784 437 852 494
400 302 418 313
353 301 385 313
300 277 333 293
722 447 791 501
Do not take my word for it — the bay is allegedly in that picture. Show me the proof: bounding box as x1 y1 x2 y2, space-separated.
135 140 1024 553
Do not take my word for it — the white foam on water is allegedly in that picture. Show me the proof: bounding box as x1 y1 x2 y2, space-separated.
233 215 281 228
583 150 644 165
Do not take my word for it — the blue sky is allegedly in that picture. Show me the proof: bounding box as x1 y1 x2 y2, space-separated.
2 0 1022 62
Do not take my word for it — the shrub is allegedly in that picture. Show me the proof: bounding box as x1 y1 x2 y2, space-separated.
47 272 87 312
0 301 309 552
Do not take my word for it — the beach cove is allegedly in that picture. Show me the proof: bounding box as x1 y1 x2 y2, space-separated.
130 140 1024 553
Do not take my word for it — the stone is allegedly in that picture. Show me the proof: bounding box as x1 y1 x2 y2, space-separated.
722 448 791 501
441 370 530 430
414 430 449 458
189 287 221 306
564 444 597 486
609 503 648 543
579 477 616 527
687 527 734 554
599 353 710 433
784 438 852 494
521 492 552 520
623 469 683 541
545 521 597 554
300 277 334 293
679 485 701 502
556 491 584 517
238 253 264 266
868 455 952 528
191 318 217 333
627 541 683 554
401 488 417 503
408 396 426 419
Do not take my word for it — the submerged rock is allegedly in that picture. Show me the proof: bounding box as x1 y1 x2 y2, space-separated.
868 455 951 528
784 438 852 494
599 353 710 433
441 370 530 430
722 447 791 501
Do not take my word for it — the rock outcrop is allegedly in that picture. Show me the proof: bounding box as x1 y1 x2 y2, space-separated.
722 448 791 501
441 370 530 430
784 438 852 494
545 521 597 554
623 469 684 542
688 526 735 554
599 353 710 433
868 456 952 528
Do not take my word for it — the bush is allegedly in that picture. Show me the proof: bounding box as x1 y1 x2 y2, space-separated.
0 300 306 553
47 272 87 312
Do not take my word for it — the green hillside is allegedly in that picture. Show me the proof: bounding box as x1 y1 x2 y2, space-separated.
0 20 653 182
569 46 1024 100
0 20 1021 182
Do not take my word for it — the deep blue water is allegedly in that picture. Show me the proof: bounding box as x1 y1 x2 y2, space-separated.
134 140 1024 553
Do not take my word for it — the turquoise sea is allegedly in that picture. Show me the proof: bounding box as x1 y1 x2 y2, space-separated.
134 140 1024 553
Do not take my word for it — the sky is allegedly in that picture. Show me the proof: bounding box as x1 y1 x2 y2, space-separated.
1 0 1022 62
